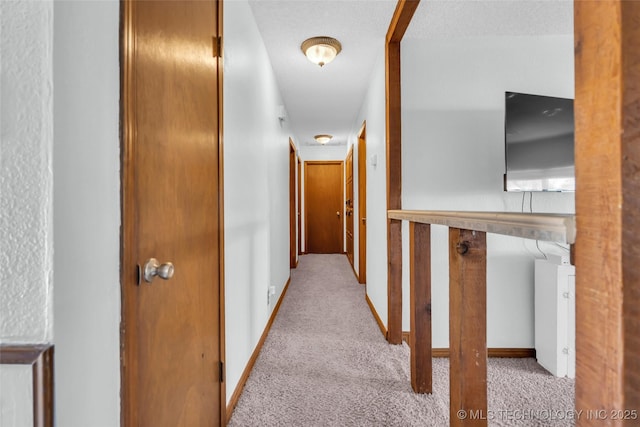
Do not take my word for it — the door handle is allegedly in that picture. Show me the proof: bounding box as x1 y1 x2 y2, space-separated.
337 211 341 217
362 217 366 224
143 258 175 283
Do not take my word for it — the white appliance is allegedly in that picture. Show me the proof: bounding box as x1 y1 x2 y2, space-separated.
534 255 575 378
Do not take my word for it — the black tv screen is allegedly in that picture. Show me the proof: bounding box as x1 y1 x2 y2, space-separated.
504 91 575 192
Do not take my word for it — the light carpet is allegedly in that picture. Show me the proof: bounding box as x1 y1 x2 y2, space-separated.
228 254 575 426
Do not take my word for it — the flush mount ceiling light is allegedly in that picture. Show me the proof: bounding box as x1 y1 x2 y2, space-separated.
301 37 342 67
314 134 333 144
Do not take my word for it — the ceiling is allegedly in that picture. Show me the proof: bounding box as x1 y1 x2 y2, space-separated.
248 0 573 147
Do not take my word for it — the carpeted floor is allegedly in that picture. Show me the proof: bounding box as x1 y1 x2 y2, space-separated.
228 254 575 426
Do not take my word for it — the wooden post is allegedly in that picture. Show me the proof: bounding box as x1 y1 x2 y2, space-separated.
409 222 432 393
449 228 487 426
385 0 420 345
386 34 403 345
574 1 640 423
387 218 403 344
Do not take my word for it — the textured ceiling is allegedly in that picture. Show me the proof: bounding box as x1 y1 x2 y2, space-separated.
248 0 573 147
406 0 573 39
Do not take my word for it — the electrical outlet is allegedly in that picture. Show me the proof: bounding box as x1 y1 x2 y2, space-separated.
269 286 276 296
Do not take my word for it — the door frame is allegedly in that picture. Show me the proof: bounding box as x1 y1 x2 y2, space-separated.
346 145 355 270
289 138 297 268
357 121 367 284
297 157 302 255
119 0 226 424
385 0 420 345
304 160 345 253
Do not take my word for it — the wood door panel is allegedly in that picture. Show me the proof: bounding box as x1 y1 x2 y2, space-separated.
357 122 367 284
122 1 222 425
305 161 344 253
298 158 302 255
289 140 297 267
346 147 354 267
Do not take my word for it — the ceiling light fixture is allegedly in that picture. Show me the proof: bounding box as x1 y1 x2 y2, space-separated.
314 134 333 144
301 37 342 67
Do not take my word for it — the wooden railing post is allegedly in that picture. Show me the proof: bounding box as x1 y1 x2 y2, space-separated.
449 228 487 426
387 218 403 344
574 1 640 422
409 222 432 393
385 0 420 345
388 209 575 424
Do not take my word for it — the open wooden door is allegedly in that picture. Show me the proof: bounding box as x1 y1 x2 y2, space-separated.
289 139 297 268
346 147 355 268
357 122 367 284
305 161 344 253
298 157 302 255
121 1 224 425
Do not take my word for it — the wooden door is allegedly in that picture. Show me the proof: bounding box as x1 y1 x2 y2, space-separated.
346 147 355 267
297 157 302 255
305 161 344 253
289 140 297 268
357 122 367 284
121 1 223 426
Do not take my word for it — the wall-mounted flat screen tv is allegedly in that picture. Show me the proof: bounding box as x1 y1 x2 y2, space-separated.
504 91 575 192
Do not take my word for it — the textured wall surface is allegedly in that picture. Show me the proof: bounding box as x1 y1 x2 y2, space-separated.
0 0 54 343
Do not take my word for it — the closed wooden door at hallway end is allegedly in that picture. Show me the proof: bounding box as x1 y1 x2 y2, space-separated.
305 161 344 254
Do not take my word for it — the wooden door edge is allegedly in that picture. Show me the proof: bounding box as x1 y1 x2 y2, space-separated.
289 139 297 268
357 120 367 284
216 0 226 423
119 1 139 424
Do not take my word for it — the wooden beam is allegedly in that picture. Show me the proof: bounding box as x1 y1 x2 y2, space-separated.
388 210 575 244
386 39 402 213
449 228 487 427
409 222 432 393
386 0 421 43
387 218 403 344
620 1 640 415
574 1 640 423
385 0 419 345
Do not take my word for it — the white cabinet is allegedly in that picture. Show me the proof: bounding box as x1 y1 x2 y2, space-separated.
534 256 575 378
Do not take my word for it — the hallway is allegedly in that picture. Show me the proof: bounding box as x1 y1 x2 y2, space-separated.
228 254 575 426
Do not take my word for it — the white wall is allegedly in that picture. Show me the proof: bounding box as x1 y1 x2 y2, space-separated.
350 49 388 323
298 145 348 161
0 366 32 426
401 35 575 347
1 2 54 425
223 0 292 403
0 0 53 345
52 1 121 425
